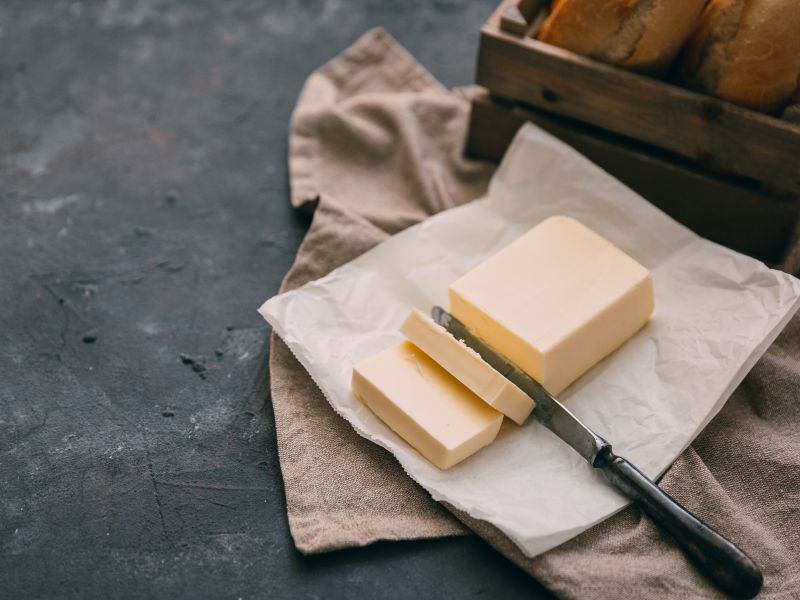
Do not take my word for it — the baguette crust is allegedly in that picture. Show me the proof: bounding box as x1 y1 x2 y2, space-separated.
625 0 707 71
680 0 800 113
538 0 639 58
537 0 705 72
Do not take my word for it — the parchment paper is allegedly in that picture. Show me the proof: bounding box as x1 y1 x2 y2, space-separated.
259 123 800 558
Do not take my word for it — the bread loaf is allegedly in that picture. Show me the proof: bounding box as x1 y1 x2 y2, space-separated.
537 0 706 73
678 0 800 114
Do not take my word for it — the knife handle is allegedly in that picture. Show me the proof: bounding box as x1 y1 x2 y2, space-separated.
596 450 763 598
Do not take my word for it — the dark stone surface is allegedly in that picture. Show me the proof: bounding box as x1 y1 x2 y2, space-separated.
0 1 554 598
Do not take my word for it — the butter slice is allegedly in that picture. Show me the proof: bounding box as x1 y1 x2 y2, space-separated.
400 308 534 424
352 340 503 469
449 216 654 395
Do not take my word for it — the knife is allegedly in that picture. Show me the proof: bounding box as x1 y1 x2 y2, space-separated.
431 306 763 599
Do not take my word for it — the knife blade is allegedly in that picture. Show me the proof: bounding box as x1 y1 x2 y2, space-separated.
431 305 609 466
430 306 762 598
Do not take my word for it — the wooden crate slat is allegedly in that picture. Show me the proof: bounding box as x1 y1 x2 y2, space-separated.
499 5 529 35
466 89 799 264
477 21 800 194
498 0 546 34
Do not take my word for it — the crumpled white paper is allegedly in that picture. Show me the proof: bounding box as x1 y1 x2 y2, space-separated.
259 124 800 558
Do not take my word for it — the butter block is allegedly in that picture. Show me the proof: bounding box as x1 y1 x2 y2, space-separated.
400 308 534 424
449 216 654 395
352 340 503 469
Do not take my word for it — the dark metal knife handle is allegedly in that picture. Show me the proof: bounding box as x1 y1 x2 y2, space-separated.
595 449 763 598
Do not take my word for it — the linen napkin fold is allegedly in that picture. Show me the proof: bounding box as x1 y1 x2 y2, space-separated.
269 27 800 597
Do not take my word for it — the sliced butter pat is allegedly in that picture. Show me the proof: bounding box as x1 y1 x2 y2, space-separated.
352 340 503 470
449 215 654 395
400 308 534 425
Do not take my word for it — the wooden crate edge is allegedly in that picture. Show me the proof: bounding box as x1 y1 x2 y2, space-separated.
476 18 800 195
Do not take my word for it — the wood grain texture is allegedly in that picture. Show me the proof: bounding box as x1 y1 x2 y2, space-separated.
498 0 548 35
466 89 800 266
500 4 529 35
477 15 800 194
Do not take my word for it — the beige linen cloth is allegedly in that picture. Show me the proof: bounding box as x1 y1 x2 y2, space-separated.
269 28 800 598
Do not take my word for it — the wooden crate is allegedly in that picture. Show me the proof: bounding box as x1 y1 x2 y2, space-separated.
469 0 800 269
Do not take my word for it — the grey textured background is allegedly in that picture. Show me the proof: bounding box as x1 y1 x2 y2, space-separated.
0 1 552 598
